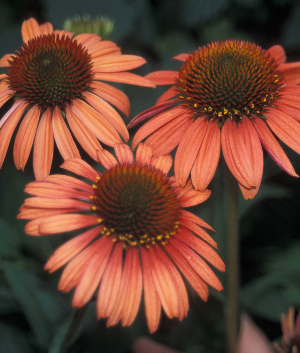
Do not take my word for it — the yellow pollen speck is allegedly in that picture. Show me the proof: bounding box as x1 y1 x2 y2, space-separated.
208 107 213 112
97 218 102 223
250 102 254 108
218 112 223 117
89 196 96 200
92 184 97 189
92 206 97 211
194 103 198 107
96 176 100 181
224 108 228 114
156 235 163 240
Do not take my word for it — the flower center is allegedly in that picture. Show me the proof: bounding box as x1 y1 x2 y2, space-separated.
7 34 93 109
93 163 181 247
176 40 284 125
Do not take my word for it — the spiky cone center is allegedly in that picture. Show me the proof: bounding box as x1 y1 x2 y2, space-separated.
93 163 181 248
176 40 284 125
6 33 94 109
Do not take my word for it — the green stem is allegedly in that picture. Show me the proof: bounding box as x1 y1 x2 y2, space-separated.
59 306 88 353
225 168 240 353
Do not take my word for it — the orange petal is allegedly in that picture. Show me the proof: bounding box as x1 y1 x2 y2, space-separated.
70 99 122 147
21 18 41 42
114 143 134 164
191 121 221 192
0 54 14 68
13 105 40 171
266 45 286 64
89 41 121 57
175 118 207 187
176 228 225 271
45 174 94 193
93 72 155 87
52 106 80 160
266 107 300 154
140 247 161 333
237 118 263 200
65 105 102 161
90 81 130 117
253 117 298 177
84 91 129 141
33 108 54 180
180 219 217 248
72 236 114 307
93 55 147 72
40 22 53 35
0 100 27 168
156 86 177 105
221 119 256 188
135 143 153 165
97 149 118 169
23 197 92 211
19 207 78 221
39 214 99 235
58 238 103 292
128 99 177 129
97 242 123 319
177 181 211 207
61 158 100 182
45 226 102 272
146 246 178 319
180 210 215 232
172 53 190 62
145 71 178 85
155 246 189 321
151 154 173 174
171 238 223 291
75 33 101 47
165 243 208 301
279 62 300 84
145 112 193 157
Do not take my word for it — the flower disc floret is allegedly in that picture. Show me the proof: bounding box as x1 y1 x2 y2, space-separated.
7 34 93 109
176 40 284 124
94 163 181 247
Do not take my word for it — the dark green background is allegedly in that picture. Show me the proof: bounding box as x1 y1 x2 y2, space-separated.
1 0 300 352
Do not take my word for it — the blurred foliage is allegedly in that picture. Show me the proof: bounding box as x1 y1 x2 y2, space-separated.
1 0 300 352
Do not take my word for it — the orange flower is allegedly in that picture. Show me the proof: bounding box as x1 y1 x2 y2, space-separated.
129 40 300 199
0 18 154 180
18 143 225 333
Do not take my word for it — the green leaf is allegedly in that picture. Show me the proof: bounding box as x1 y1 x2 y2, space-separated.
0 322 34 353
3 262 70 350
0 217 21 257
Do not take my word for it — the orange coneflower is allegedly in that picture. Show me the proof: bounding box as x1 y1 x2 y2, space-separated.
18 143 225 333
129 40 300 199
0 17 153 180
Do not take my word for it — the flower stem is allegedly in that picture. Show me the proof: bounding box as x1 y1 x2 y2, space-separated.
59 306 87 353
225 167 240 353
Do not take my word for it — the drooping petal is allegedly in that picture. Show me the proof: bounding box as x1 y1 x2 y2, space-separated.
0 100 27 168
172 53 190 62
175 118 208 187
45 226 102 272
97 242 123 319
171 238 223 291
221 119 256 188
191 121 221 192
52 106 80 160
145 112 194 157
180 210 215 232
21 18 41 42
177 181 211 207
165 243 209 301
279 62 300 84
33 108 54 180
84 91 129 141
13 105 40 171
266 107 300 154
72 236 114 307
90 81 130 117
65 105 102 161
156 86 177 105
140 247 161 333
180 219 217 248
236 118 264 200
70 100 122 147
253 118 298 177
